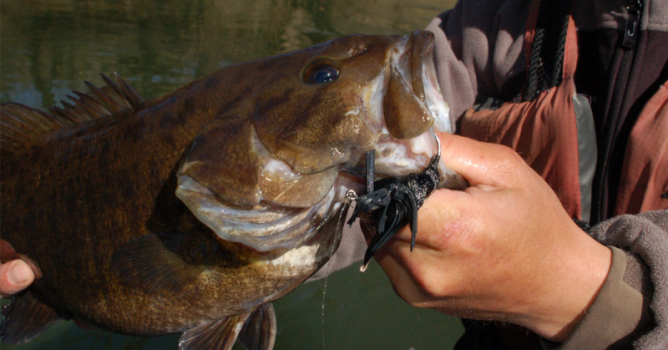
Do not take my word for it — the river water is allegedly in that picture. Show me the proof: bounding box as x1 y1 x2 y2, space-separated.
1 0 464 349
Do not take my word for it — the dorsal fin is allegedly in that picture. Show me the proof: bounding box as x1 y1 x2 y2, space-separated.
0 73 143 159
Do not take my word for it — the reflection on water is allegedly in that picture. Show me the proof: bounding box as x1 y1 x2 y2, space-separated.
1 0 457 108
1 0 464 349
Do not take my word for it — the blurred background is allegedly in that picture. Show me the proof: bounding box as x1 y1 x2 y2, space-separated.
1 0 463 349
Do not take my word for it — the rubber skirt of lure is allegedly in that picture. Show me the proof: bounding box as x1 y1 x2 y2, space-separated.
348 155 440 271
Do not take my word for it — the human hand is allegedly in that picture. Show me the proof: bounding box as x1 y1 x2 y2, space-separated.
366 133 612 342
0 240 36 297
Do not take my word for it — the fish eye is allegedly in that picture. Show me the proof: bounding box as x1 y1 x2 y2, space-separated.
312 67 338 83
303 59 340 84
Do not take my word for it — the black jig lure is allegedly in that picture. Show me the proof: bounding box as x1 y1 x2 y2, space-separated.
348 149 440 271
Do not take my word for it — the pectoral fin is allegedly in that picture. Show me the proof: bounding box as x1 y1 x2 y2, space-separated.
111 233 206 294
179 313 251 350
238 303 277 350
1 290 60 344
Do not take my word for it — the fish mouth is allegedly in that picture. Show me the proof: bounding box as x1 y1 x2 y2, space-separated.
405 32 466 188
176 174 358 252
387 30 450 135
348 31 464 188
175 32 464 252
395 30 447 131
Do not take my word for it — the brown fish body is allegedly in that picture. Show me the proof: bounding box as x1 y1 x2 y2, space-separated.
0 78 302 334
0 57 342 334
1 31 463 348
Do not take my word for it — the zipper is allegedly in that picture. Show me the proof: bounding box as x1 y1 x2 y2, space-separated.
593 0 644 223
622 0 642 49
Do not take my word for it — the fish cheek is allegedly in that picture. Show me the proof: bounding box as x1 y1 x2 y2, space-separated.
253 87 374 174
383 67 434 139
178 117 261 207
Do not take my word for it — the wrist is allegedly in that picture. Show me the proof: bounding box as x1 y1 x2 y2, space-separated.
525 229 612 342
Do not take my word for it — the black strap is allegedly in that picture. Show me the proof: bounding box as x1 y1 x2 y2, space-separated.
521 0 572 102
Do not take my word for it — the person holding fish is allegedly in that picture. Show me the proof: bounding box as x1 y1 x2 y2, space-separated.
347 0 667 349
1 0 666 349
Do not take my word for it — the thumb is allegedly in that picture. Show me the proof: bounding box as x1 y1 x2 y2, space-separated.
0 260 35 296
437 132 525 188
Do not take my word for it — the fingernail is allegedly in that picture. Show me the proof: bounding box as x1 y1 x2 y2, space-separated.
8 261 31 285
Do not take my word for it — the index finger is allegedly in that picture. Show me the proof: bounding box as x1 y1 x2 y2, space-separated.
437 132 526 189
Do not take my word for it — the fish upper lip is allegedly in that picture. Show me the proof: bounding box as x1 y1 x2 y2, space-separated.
408 30 435 106
389 30 435 108
405 30 451 134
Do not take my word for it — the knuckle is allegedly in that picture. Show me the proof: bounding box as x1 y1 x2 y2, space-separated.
410 269 448 299
494 144 523 166
489 144 526 184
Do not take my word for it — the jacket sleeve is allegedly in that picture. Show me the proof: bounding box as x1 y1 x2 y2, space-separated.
425 0 529 128
549 210 668 350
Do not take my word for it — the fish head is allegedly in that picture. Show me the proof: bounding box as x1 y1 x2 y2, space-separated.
176 31 464 253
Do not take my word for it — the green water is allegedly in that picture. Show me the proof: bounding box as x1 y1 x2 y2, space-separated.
1 0 464 349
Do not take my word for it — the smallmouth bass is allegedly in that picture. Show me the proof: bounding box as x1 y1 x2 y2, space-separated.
0 31 464 349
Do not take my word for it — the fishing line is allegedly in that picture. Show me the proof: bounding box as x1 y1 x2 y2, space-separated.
321 199 351 350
